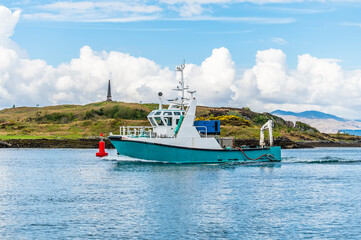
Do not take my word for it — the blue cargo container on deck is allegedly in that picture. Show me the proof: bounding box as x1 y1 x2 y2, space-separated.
194 120 220 134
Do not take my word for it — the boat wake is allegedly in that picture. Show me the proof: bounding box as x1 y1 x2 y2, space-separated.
102 153 361 165
101 155 166 163
282 156 361 164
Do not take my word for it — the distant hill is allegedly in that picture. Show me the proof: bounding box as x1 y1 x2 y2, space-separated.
271 110 361 133
271 110 346 122
0 101 328 141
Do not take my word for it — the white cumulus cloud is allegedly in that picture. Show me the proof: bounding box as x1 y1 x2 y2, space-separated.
0 6 241 109
234 48 361 119
185 47 236 106
2 6 361 119
0 6 20 39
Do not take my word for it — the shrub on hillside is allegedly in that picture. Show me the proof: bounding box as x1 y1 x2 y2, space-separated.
83 106 148 120
107 106 148 120
295 121 319 133
36 112 76 124
208 115 252 127
252 115 270 124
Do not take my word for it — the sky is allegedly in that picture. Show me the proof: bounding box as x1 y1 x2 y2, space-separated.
1 1 361 119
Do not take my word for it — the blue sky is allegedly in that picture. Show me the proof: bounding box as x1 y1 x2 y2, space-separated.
1 1 361 119
5 0 361 69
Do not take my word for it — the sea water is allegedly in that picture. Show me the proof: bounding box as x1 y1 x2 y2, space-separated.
0 148 360 239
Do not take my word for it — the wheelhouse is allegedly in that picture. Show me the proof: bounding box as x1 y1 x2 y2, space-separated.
147 110 185 128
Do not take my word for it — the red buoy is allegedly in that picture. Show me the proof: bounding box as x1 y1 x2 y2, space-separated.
96 133 108 157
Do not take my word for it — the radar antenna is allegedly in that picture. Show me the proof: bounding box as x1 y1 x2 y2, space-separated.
158 92 163 110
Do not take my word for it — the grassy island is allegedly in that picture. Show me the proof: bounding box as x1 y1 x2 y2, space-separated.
0 101 360 148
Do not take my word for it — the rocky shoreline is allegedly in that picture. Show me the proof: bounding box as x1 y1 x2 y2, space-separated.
1 138 361 149
237 139 361 148
0 138 115 149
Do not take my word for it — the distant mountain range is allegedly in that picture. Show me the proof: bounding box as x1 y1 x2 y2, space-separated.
272 110 361 133
271 110 346 122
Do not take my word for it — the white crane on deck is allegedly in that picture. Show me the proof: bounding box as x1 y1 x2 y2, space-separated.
260 120 274 148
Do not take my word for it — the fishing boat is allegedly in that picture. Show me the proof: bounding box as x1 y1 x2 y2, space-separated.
108 63 281 163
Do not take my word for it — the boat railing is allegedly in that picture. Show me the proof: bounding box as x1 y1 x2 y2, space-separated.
120 126 154 138
195 126 207 138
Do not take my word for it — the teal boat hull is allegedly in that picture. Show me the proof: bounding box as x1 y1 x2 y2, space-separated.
109 136 281 163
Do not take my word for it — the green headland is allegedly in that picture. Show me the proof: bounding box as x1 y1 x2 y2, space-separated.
0 101 360 148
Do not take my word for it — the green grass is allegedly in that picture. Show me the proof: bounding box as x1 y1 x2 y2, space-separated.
0 133 87 140
1 100 355 142
0 135 57 140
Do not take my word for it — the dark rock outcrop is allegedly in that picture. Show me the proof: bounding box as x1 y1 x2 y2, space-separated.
0 138 115 148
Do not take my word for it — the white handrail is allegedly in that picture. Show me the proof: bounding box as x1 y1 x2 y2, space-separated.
120 126 153 138
195 125 208 138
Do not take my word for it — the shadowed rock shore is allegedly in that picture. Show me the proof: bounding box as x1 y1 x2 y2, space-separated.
0 139 115 149
1 138 361 149
236 138 361 148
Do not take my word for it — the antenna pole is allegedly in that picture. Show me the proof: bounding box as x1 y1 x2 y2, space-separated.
176 60 186 110
181 66 184 110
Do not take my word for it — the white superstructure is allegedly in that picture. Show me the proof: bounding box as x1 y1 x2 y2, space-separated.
118 63 223 150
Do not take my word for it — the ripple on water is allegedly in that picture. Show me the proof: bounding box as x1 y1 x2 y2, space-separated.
0 148 360 239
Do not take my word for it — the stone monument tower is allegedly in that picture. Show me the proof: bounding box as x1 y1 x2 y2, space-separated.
106 78 112 101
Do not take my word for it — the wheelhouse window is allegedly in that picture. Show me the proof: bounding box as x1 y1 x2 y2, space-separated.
164 117 172 126
149 117 157 126
163 112 173 116
174 112 181 116
154 111 161 116
154 117 165 126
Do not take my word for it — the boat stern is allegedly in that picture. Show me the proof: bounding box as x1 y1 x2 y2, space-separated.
269 146 282 161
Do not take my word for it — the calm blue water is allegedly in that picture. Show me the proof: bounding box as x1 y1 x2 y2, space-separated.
0 148 360 239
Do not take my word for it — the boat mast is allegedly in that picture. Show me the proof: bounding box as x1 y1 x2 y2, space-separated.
175 61 186 110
